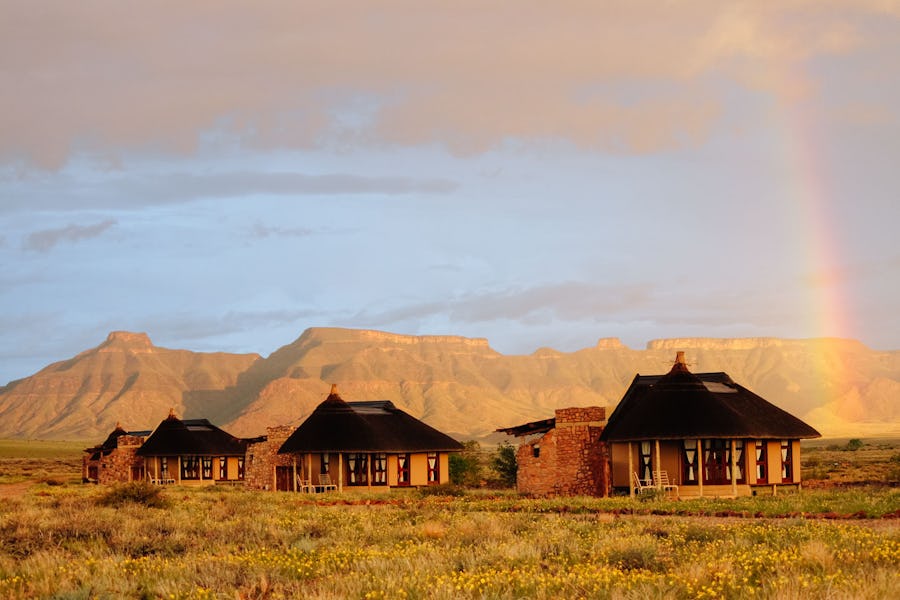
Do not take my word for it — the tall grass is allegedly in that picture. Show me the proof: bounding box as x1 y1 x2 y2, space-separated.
0 484 897 599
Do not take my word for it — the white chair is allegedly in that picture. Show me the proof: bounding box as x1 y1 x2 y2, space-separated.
317 473 337 492
654 470 679 496
632 471 654 495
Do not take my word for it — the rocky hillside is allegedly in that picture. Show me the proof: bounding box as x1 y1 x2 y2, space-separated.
1 328 898 441
0 332 260 440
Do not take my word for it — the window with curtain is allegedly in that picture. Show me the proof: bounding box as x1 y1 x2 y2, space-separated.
639 442 653 481
373 453 387 485
734 440 746 484
219 457 227 480
427 452 439 484
348 453 368 485
755 441 767 483
397 454 410 486
682 440 698 483
201 457 212 480
320 453 330 474
181 456 199 480
703 440 729 484
781 440 793 482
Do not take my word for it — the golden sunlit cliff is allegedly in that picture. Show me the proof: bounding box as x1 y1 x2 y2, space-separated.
0 328 897 441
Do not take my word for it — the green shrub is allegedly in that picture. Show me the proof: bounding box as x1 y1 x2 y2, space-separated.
449 440 484 486
418 483 466 497
491 442 518 487
97 482 168 508
845 438 864 451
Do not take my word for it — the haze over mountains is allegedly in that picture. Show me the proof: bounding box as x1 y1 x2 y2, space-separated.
1 328 898 442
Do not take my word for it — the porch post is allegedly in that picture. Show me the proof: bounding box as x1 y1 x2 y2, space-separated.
307 453 313 489
177 456 182 484
367 453 372 491
338 453 344 492
199 457 204 483
697 439 704 498
730 439 738 497
292 456 297 492
654 440 661 488
628 442 634 498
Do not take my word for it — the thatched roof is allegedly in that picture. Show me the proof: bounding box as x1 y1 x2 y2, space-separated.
496 417 556 437
85 423 150 458
136 410 248 456
600 352 821 442
278 385 464 454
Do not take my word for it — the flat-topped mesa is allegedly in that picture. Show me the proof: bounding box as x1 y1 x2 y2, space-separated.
595 337 626 349
647 338 785 351
360 330 491 349
98 331 155 353
300 327 491 349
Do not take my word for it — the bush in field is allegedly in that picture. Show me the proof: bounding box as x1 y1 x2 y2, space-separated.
97 482 168 508
491 442 518 487
887 453 900 483
846 438 864 451
450 440 484 487
418 483 466 497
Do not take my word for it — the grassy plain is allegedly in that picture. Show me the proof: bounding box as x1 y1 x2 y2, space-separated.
0 440 897 599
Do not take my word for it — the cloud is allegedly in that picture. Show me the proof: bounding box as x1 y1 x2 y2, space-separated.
2 171 459 213
2 2 894 168
347 281 656 327
23 219 117 252
250 223 316 239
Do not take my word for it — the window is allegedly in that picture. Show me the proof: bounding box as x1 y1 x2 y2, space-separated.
781 440 793 482
755 441 767 483
532 444 540 458
348 453 368 485
219 457 227 480
181 456 200 480
373 453 387 485
682 440 698 484
703 440 729 484
639 442 653 482
160 457 168 479
734 441 746 484
427 452 439 485
202 457 212 480
237 457 245 480
397 453 410 486
320 453 330 474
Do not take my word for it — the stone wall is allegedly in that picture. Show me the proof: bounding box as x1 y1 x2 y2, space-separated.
516 406 608 497
84 434 146 484
245 425 295 490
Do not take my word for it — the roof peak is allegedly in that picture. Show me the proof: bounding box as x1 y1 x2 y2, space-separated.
668 351 691 374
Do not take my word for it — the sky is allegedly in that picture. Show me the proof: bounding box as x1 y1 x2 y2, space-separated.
2 1 899 386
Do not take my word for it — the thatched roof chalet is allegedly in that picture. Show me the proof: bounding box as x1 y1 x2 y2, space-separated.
278 386 463 454
600 352 820 442
136 410 250 457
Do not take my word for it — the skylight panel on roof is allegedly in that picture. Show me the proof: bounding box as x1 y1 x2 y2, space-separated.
186 424 214 431
703 382 737 393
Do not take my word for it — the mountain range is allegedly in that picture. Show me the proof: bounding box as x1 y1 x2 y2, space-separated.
1 328 898 442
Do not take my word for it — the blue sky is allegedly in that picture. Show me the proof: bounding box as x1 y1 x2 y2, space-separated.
2 2 899 385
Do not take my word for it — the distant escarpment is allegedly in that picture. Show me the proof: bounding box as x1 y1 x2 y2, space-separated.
1 328 898 441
